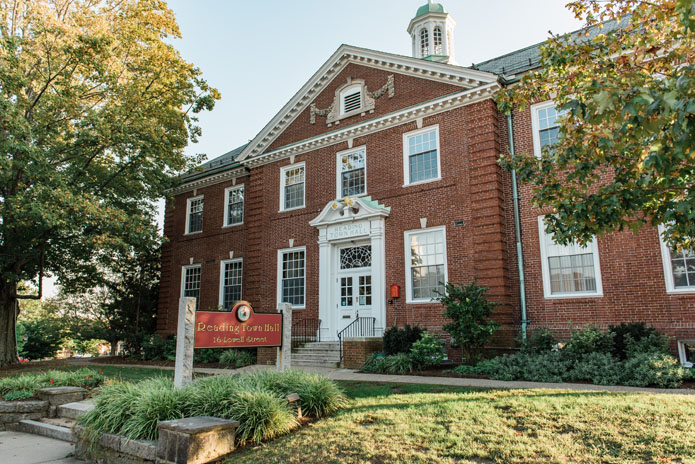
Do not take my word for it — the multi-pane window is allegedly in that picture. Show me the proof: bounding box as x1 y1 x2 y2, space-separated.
669 248 695 289
358 275 372 306
433 27 443 55
279 248 305 307
404 126 440 185
182 265 201 309
659 226 695 292
420 29 429 57
338 149 366 197
220 259 242 310
539 217 602 297
224 186 244 226
340 245 371 269
281 164 305 211
532 102 568 156
186 196 203 234
405 228 447 302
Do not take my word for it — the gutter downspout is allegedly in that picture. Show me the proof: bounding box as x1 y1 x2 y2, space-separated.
506 113 528 339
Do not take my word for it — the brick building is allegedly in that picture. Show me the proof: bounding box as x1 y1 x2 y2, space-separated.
157 2 695 363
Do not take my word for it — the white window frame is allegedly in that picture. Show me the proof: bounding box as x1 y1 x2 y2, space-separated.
180 264 202 309
531 100 567 158
402 125 442 187
277 246 306 309
658 225 695 294
223 185 244 227
185 195 204 235
538 216 603 299
279 162 306 212
218 258 243 310
404 225 448 304
339 83 363 116
335 146 367 199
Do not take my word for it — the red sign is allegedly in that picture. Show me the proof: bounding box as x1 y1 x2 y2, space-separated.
194 302 283 348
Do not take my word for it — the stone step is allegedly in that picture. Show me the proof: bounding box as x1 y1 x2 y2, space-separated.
292 354 341 362
292 359 341 368
8 419 74 442
302 342 339 348
292 348 340 356
57 400 94 420
293 345 340 352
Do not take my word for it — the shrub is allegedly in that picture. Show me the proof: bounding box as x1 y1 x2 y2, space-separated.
141 334 176 361
624 333 670 358
609 322 662 360
563 325 614 362
489 352 569 383
684 368 695 382
17 318 65 360
438 281 500 363
447 358 502 375
220 349 256 368
519 328 557 354
194 348 222 364
382 325 423 355
223 387 297 445
410 333 445 370
623 353 685 388
4 390 34 401
565 352 624 385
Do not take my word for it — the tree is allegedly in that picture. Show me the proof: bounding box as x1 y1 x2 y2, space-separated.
497 0 695 249
0 0 219 366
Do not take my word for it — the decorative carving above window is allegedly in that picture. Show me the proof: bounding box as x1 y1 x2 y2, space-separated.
310 75 395 126
340 245 372 269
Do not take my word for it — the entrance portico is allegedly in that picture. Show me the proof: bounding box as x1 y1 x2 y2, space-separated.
310 197 390 341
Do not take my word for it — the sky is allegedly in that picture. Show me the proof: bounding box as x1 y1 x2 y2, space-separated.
43 0 584 299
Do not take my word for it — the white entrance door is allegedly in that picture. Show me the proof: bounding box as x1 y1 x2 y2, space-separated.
336 245 372 334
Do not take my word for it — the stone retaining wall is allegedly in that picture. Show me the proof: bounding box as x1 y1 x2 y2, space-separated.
0 401 48 431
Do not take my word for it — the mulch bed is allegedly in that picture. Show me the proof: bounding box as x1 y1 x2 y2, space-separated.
360 365 695 389
86 356 228 370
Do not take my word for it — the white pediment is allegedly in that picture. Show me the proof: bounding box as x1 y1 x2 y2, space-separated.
310 196 390 229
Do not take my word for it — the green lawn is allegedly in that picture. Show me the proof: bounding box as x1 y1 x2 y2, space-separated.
229 381 695 464
0 364 173 383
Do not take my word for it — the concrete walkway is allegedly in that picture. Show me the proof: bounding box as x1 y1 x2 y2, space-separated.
0 431 79 464
71 359 695 395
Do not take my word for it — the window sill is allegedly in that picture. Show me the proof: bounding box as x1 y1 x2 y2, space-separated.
402 177 442 188
666 288 695 295
184 231 203 236
222 223 243 229
405 299 441 305
278 206 306 213
543 292 603 299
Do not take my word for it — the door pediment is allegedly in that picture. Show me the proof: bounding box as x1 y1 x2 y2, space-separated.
309 196 390 230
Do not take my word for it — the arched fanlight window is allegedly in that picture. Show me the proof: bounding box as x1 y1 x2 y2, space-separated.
420 29 429 57
433 27 443 55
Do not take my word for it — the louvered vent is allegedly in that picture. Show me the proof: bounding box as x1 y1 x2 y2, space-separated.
343 91 361 113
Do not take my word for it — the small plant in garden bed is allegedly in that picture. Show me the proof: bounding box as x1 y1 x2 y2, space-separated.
4 390 34 401
0 368 104 399
362 331 446 374
78 370 347 447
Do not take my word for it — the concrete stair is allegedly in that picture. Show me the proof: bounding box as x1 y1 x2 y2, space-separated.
292 342 341 368
8 399 95 443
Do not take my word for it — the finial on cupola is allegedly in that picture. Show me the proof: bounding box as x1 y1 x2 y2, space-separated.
407 2 457 65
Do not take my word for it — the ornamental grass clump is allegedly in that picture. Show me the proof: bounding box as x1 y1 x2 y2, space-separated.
0 368 104 398
78 370 346 447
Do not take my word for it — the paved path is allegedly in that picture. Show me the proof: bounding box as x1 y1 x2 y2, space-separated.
71 359 695 395
0 431 79 464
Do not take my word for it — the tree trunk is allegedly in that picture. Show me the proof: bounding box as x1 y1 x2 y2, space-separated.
110 337 118 356
0 281 20 367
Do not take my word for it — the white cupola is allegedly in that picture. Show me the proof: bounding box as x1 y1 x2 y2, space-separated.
407 1 456 64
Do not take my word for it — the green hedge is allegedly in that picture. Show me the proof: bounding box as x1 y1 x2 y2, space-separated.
78 370 347 445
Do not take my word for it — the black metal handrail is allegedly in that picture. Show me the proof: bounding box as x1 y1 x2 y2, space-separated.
337 316 376 364
291 318 321 350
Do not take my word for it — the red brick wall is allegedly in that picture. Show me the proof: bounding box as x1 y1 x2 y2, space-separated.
344 338 384 369
510 105 695 342
265 63 467 152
